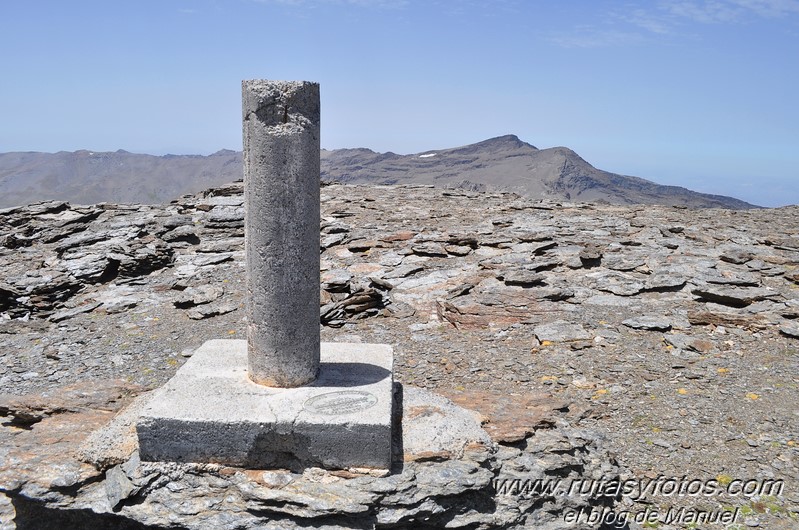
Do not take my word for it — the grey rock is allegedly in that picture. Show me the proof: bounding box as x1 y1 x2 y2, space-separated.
411 242 448 257
101 296 138 314
186 302 237 320
105 464 137 509
779 322 799 339
321 269 352 292
60 253 113 282
719 247 754 264
3 164 799 530
512 228 555 242
700 270 761 286
622 316 672 331
478 235 513 248
320 220 350 234
664 333 715 353
578 244 602 265
692 286 781 307
191 252 234 267
383 264 424 279
161 225 200 244
320 278 389 327
603 255 646 271
347 239 379 252
534 320 591 342
162 215 193 230
584 294 633 306
321 233 347 249
205 209 244 228
645 273 688 291
445 244 472 256
197 239 242 253
533 286 575 301
746 259 786 276
173 285 224 308
500 269 545 287
49 301 103 322
401 387 491 459
586 270 646 296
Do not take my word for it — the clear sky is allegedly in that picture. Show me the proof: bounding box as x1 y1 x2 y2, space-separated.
1 1 797 206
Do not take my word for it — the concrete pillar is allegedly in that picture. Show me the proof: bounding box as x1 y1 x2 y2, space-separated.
242 80 320 387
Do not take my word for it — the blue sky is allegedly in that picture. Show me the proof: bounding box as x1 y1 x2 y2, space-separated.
1 1 797 206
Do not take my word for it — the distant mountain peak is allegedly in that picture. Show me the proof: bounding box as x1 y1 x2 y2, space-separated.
477 134 535 149
318 135 755 209
444 134 537 156
0 136 756 209
211 149 238 156
486 134 521 143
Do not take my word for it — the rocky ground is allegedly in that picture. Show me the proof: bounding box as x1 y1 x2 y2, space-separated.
1 182 798 528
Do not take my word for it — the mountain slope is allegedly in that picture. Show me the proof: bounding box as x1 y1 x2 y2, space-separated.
0 136 756 208
0 149 243 207
320 135 756 209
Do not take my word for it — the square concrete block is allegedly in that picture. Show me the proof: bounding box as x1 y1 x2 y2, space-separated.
136 340 393 470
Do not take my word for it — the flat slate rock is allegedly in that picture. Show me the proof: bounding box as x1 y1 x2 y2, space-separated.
533 320 591 342
622 316 672 331
691 285 781 307
779 322 799 339
500 269 545 287
586 270 646 296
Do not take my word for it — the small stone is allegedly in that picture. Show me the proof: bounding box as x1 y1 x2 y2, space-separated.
719 248 754 264
191 253 234 267
102 296 138 314
105 465 136 509
645 273 687 291
173 285 224 308
445 244 472 256
383 264 424 279
692 286 780 307
579 244 602 262
411 242 448 257
347 239 379 252
321 269 352 292
321 233 347 249
664 333 715 353
261 470 295 488
161 225 200 244
500 269 545 287
586 270 646 296
533 320 591 342
49 301 103 322
779 322 799 339
622 316 672 331
186 302 237 320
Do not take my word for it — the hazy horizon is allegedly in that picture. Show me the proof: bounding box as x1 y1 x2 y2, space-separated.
1 1 797 207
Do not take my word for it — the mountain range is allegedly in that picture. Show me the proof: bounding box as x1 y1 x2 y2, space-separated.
0 135 756 208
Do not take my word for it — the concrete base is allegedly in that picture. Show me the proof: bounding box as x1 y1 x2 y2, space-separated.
136 340 393 470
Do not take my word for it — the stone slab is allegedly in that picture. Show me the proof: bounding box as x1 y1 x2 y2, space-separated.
136 339 393 470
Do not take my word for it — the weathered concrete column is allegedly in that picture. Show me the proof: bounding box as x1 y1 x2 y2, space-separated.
242 80 320 387
136 79 391 470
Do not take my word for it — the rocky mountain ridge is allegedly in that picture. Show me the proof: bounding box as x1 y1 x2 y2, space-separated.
0 135 756 208
321 135 756 209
